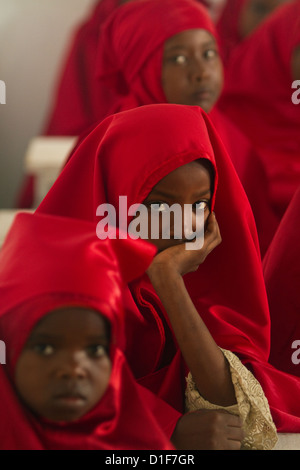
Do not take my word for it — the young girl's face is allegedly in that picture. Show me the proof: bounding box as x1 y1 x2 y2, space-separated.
14 307 112 422
161 29 223 113
142 160 213 252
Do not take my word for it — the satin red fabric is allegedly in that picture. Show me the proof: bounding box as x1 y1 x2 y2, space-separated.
218 0 300 246
44 0 127 136
263 185 300 378
37 103 300 431
0 212 177 450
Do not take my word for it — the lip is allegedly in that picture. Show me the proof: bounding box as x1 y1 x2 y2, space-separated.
53 391 87 404
193 90 213 101
53 396 87 412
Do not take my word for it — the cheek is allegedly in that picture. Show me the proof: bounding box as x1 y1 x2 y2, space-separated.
15 355 48 409
161 68 187 102
211 63 224 94
92 359 112 401
204 210 210 228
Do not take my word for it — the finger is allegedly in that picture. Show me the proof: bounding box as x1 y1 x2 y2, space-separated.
203 213 221 252
205 212 221 240
190 213 221 260
226 424 245 441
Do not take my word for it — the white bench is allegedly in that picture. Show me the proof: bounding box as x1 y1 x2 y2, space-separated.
24 136 77 207
274 433 300 450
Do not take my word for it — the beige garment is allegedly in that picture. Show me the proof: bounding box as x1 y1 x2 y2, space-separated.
185 348 278 450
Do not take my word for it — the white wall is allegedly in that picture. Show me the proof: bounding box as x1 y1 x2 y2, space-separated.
0 0 95 208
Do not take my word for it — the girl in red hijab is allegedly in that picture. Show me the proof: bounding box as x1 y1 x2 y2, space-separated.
218 0 300 251
263 185 300 378
0 211 178 450
94 0 278 255
35 101 300 442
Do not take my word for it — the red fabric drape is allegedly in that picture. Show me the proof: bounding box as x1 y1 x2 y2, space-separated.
263 185 300 377
44 0 128 136
218 0 300 246
37 102 300 432
0 212 177 449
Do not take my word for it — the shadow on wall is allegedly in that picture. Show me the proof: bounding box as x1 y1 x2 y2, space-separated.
0 0 95 209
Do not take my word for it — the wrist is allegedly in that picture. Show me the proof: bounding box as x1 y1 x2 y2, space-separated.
147 262 183 289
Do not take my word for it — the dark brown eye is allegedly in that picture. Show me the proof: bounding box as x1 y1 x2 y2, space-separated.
150 202 169 212
86 345 107 358
204 48 218 60
33 344 55 356
194 201 209 211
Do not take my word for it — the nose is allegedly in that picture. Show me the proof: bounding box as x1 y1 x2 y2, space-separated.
190 58 208 82
55 351 88 379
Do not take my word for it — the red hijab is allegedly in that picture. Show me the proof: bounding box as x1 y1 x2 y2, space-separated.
0 212 177 450
263 185 300 377
218 0 300 236
37 103 300 432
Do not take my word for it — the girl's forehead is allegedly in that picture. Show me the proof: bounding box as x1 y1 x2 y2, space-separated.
148 160 213 192
164 29 217 48
31 307 109 335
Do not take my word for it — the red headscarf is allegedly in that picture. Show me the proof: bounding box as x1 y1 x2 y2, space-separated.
218 0 300 239
37 103 300 432
263 185 300 377
0 212 177 450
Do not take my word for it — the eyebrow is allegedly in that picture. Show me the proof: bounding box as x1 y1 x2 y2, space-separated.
85 335 109 342
165 40 216 52
27 333 109 342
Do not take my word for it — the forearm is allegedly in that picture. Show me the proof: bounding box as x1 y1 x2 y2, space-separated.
148 267 236 406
